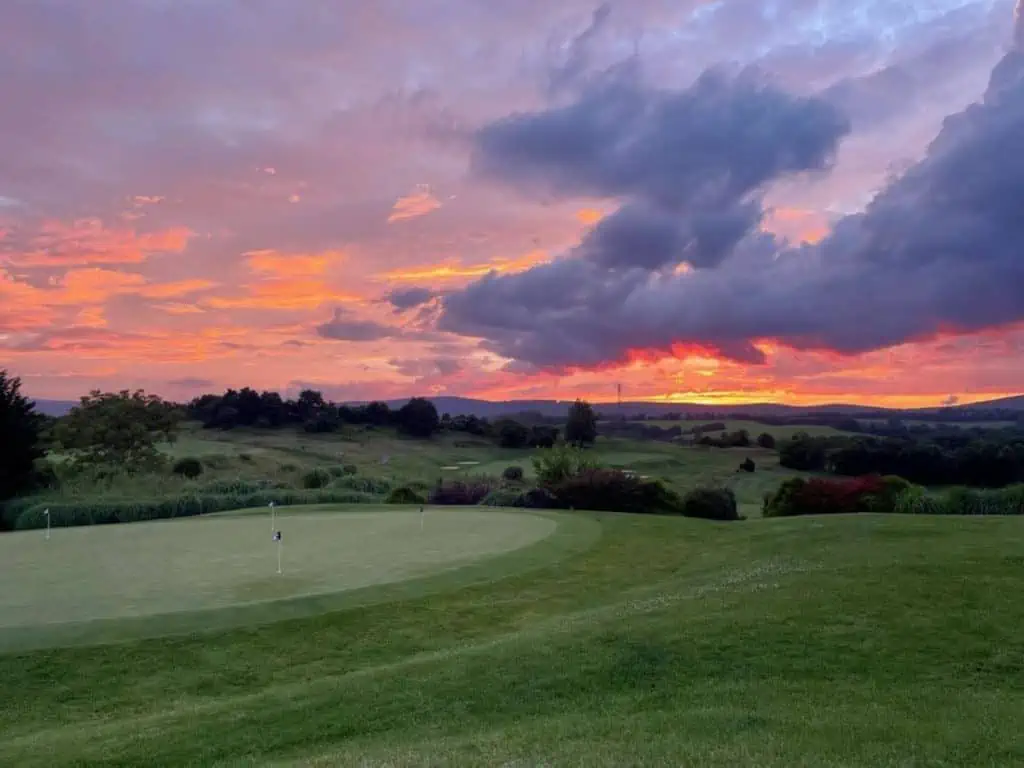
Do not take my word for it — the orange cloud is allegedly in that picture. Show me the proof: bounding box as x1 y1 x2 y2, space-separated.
244 249 339 277
388 186 442 223
380 250 550 284
1 218 192 267
203 249 355 310
204 279 362 310
0 267 216 335
762 207 831 245
154 302 207 315
576 208 605 226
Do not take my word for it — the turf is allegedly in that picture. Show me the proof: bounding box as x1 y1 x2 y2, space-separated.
0 507 557 626
0 506 583 651
3 512 1024 766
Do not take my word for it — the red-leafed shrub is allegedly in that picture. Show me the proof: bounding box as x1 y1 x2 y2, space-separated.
428 480 493 505
764 475 886 518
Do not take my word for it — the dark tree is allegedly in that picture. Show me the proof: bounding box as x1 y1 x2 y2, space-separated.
778 434 828 471
565 399 598 447
496 419 530 448
55 389 178 471
756 432 776 449
529 424 559 448
258 391 287 427
0 371 43 501
362 401 393 426
295 389 326 421
396 397 439 438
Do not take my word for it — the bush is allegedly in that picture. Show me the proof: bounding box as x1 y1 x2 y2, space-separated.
200 478 289 494
11 488 380 531
332 476 391 494
31 459 60 492
517 487 563 510
763 475 886 518
756 433 776 450
343 464 358 475
302 468 332 489
481 488 525 507
386 486 426 505
738 458 755 473
502 465 524 482
429 481 493 505
532 444 596 486
861 475 914 513
171 457 204 479
680 488 739 521
547 468 682 515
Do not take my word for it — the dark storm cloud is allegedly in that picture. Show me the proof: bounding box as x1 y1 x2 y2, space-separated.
475 67 850 210
441 53 1024 369
385 287 437 311
316 308 402 342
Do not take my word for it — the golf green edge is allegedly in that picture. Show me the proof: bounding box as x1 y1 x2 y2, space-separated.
0 506 602 653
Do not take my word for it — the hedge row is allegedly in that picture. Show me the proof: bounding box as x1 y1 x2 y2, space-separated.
764 475 1024 517
8 488 379 531
893 484 1024 516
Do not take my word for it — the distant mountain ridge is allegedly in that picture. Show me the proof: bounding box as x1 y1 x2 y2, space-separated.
30 393 1024 419
350 394 1024 418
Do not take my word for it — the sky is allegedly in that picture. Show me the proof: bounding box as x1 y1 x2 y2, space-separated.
1 0 1023 407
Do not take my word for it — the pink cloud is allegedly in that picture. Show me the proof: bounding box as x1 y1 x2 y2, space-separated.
0 0 1018 404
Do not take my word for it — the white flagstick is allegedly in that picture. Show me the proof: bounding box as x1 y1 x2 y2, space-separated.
269 501 276 532
276 533 283 574
44 508 50 540
420 505 425 532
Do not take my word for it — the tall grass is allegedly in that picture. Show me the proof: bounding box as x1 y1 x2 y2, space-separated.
894 484 1024 516
11 488 382 531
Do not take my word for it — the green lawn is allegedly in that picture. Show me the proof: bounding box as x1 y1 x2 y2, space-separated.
3 510 1024 765
0 507 561 647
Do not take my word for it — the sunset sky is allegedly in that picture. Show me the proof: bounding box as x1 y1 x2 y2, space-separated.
1 0 1023 407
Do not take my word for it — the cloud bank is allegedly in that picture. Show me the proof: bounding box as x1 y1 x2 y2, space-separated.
441 50 1024 370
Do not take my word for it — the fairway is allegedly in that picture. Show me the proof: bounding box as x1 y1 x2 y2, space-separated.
0 507 557 632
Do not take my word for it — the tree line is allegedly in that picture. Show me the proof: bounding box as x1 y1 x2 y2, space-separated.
779 431 1024 488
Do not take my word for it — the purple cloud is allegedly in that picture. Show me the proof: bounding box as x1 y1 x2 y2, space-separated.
441 49 1024 369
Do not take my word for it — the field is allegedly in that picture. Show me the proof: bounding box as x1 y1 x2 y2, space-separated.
8 424 1024 764
27 424 794 521
3 508 1024 765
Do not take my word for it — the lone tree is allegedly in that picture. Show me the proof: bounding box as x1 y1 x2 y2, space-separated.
565 399 598 447
396 397 439 438
55 389 179 472
0 370 43 500
756 432 776 449
496 419 530 448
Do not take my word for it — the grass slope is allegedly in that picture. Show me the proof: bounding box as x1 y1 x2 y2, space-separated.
3 512 1024 766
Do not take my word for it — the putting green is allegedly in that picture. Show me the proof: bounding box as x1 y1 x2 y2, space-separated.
0 507 580 647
